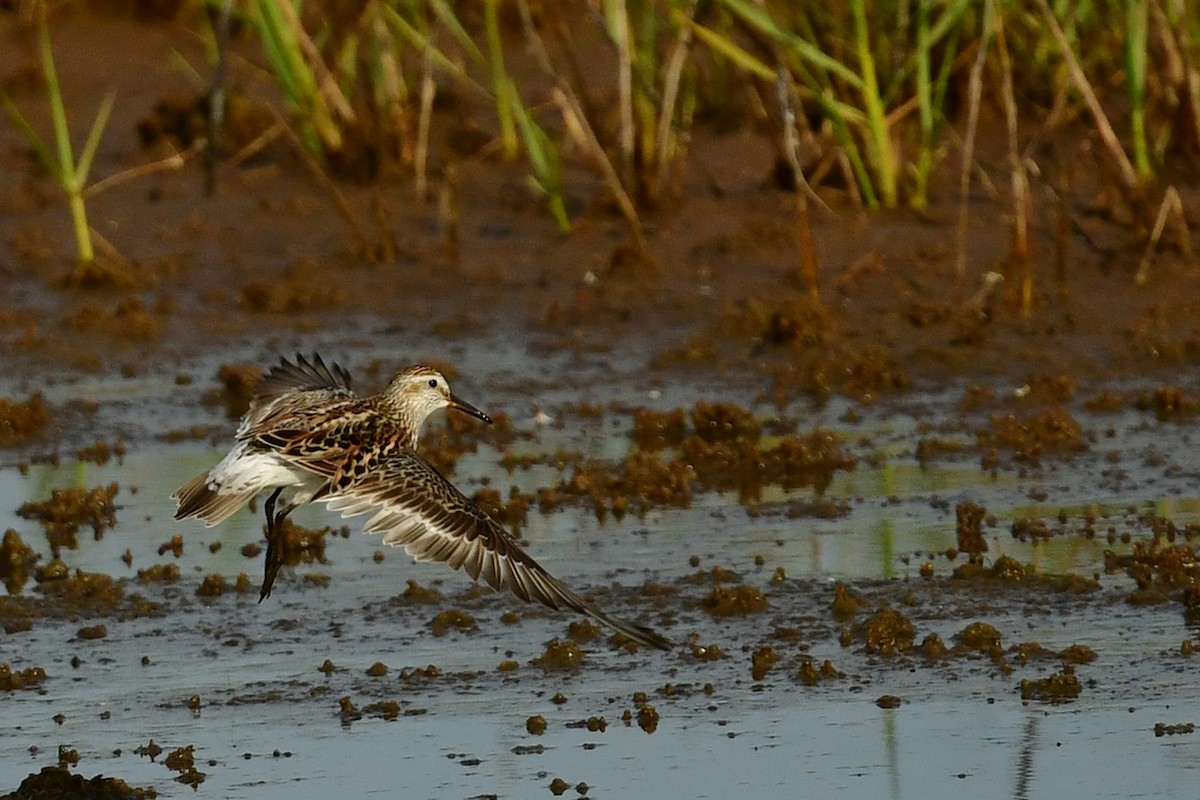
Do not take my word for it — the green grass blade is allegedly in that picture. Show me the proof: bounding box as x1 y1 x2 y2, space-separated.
684 18 775 80
717 0 864 91
0 90 58 179
382 7 488 97
75 90 116 188
1125 0 1151 178
851 0 896 207
38 17 76 190
428 0 486 67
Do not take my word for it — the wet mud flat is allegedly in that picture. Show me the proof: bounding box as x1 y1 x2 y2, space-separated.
3 357 1200 799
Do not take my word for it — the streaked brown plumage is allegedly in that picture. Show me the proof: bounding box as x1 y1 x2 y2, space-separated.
173 353 672 651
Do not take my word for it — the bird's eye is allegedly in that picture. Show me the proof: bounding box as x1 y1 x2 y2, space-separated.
428 379 438 388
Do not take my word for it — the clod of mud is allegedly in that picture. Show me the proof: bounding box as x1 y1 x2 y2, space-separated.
831 583 868 621
430 609 477 637
0 394 51 447
566 619 602 644
362 700 401 721
164 746 204 787
635 704 660 733
0 765 157 800
1020 667 1082 703
979 407 1087 467
797 658 842 686
750 646 778 680
955 502 988 556
0 663 47 691
1 529 37 594
17 484 120 555
954 622 1003 657
700 584 768 617
533 639 584 672
204 362 263 419
855 606 916 655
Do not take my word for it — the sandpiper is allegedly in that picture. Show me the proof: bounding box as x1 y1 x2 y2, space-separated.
173 354 672 651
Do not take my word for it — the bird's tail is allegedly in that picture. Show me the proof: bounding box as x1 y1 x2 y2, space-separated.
173 472 256 527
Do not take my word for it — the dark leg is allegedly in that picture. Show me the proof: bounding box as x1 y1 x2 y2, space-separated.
259 488 287 603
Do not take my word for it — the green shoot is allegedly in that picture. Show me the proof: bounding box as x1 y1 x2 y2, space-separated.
1125 0 1151 179
0 15 115 264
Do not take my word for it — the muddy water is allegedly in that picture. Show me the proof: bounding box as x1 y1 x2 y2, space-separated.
3 345 1200 799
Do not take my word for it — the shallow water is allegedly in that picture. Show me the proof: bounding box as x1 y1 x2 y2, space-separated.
3 352 1200 798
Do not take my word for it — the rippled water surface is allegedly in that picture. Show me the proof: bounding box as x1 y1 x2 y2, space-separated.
3 342 1200 799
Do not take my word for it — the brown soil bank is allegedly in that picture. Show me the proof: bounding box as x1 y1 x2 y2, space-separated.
0 6 1197 397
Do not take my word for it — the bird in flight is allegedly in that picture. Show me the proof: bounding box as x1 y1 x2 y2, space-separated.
174 354 672 651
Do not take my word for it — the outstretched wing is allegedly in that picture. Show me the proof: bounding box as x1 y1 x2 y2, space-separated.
322 452 672 651
236 354 358 442
254 353 354 404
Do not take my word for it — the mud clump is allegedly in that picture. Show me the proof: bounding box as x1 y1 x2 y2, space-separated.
208 362 263 418
1134 386 1200 420
0 393 51 447
831 583 868 622
1 765 157 799
1106 539 1200 607
978 407 1087 466
239 257 348 315
471 486 532 533
855 606 916 655
400 579 443 604
920 633 948 660
636 704 660 733
1 529 37 593
534 639 584 672
545 403 855 515
955 502 988 557
37 570 127 617
567 618 602 644
1020 667 1081 703
797 658 842 686
137 563 180 583
0 663 47 691
1058 644 1097 664
692 402 761 444
76 439 126 465
701 584 768 617
66 296 162 340
546 451 693 521
77 624 107 640
954 622 1003 658
363 700 401 721
165 745 204 787
196 574 227 597
430 609 477 637
631 408 688 451
17 484 120 554
751 646 779 680
272 520 333 568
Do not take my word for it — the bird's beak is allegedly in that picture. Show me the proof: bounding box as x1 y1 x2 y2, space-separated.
449 394 493 424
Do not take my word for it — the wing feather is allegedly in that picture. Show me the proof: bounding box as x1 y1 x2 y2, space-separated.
255 353 354 403
319 451 672 650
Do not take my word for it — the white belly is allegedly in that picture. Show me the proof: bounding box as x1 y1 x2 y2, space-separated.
209 446 319 497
